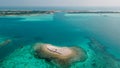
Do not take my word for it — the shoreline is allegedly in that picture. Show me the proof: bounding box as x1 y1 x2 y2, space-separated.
0 10 55 16
0 10 120 16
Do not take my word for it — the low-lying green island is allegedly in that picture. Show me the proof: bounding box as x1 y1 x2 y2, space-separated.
0 11 54 16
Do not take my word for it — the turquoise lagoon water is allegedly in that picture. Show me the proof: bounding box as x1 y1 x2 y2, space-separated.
0 12 120 68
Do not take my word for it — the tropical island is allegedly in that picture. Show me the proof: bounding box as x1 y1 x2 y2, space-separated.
33 43 88 68
0 10 120 16
0 10 55 16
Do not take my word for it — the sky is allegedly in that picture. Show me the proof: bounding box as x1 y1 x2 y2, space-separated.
0 0 120 7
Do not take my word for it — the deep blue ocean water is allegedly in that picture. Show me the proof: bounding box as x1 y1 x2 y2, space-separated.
0 12 120 68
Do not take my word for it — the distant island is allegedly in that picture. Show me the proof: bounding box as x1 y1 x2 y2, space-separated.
0 10 55 16
0 10 120 16
65 10 120 13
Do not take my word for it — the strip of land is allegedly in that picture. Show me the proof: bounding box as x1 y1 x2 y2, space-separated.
0 10 120 16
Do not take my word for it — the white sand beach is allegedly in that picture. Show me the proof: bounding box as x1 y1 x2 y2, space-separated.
44 44 72 56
